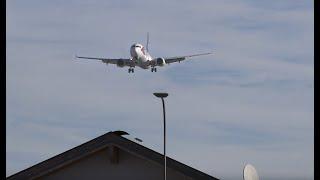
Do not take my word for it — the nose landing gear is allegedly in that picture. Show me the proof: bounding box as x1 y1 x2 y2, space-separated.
128 68 134 73
151 67 157 72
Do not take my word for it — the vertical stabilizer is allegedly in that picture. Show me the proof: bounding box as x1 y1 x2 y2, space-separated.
146 32 149 52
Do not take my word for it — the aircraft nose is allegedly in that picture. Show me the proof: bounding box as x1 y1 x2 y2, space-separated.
130 47 138 58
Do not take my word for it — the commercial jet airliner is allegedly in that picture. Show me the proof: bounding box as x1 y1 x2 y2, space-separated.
76 34 213 73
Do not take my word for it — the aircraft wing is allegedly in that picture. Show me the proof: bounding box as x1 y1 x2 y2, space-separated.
163 52 213 64
75 56 134 67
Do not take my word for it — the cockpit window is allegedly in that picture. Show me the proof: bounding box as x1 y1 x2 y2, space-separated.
131 44 142 48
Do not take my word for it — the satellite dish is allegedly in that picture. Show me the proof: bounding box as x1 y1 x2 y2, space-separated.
243 164 259 180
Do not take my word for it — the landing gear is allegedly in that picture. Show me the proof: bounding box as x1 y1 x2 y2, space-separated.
151 67 157 72
128 68 134 73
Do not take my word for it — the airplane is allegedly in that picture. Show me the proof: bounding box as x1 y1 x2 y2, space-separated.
76 34 213 73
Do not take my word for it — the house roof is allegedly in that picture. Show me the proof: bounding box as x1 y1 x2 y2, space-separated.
7 131 219 180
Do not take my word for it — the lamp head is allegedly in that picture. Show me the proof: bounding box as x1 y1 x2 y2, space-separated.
153 92 168 98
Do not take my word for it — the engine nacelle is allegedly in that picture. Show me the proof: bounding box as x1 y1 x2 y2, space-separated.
156 58 166 66
117 59 125 67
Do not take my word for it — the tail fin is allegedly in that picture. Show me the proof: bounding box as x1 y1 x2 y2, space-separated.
146 32 149 52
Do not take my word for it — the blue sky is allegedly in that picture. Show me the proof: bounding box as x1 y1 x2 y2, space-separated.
6 0 313 179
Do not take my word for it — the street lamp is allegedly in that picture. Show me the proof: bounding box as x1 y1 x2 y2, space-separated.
153 92 168 180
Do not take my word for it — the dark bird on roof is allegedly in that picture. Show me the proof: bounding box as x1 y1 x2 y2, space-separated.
112 130 129 136
134 138 143 142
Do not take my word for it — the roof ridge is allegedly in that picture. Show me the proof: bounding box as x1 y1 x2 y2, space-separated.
7 131 219 180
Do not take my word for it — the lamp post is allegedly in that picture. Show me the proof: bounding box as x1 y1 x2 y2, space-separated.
153 92 168 180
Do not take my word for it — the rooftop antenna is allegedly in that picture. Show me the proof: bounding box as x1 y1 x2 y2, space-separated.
243 164 259 180
146 32 149 52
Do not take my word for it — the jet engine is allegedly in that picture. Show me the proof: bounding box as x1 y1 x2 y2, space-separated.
117 59 125 67
156 58 166 66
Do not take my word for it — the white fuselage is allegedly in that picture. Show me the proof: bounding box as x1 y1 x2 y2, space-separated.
130 43 153 69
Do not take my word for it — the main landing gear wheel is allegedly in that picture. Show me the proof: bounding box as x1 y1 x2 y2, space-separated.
151 67 157 72
128 68 134 73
